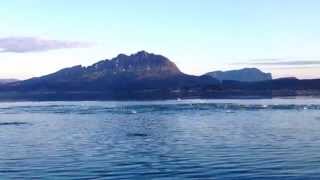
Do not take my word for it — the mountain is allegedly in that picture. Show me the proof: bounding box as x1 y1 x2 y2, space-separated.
3 51 219 94
44 50 183 82
205 68 272 82
0 79 19 84
0 52 320 101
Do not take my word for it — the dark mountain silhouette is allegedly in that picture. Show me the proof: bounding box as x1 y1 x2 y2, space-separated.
0 51 319 100
205 68 272 82
1 51 218 94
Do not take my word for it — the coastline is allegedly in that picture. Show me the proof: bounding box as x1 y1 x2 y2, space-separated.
0 90 319 102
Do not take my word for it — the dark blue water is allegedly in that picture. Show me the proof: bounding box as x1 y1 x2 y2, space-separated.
0 99 320 179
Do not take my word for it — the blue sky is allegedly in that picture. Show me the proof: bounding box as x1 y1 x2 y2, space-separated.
1 0 320 79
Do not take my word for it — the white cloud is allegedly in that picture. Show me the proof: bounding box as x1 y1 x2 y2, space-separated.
0 37 92 53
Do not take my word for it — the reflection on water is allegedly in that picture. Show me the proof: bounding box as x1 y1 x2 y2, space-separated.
0 99 320 179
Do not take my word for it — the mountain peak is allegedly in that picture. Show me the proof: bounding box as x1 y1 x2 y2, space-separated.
103 51 182 77
114 51 152 60
113 50 153 61
115 53 128 59
135 50 149 56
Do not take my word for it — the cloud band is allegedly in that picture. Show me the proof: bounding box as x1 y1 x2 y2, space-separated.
0 37 92 53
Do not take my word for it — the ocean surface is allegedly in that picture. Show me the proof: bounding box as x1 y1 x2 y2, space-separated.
0 98 320 179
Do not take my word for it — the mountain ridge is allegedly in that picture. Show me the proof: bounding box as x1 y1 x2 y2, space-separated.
5 51 219 92
32 50 183 82
205 68 272 82
0 51 319 100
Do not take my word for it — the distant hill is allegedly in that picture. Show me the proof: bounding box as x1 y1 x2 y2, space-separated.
205 68 272 82
0 79 19 84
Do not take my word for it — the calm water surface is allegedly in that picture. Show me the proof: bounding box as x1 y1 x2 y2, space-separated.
0 98 320 179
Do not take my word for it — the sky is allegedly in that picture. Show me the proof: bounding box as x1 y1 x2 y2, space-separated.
1 0 320 79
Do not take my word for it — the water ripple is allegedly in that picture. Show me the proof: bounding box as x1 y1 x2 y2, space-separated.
0 103 319 115
0 99 320 179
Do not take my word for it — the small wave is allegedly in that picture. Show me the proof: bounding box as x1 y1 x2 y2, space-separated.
130 110 137 114
0 122 31 126
225 110 236 113
0 103 319 115
126 133 148 137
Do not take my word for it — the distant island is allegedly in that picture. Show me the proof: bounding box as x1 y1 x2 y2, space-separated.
0 51 319 101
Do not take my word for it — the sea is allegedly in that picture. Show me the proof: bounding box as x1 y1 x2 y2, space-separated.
0 98 320 179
